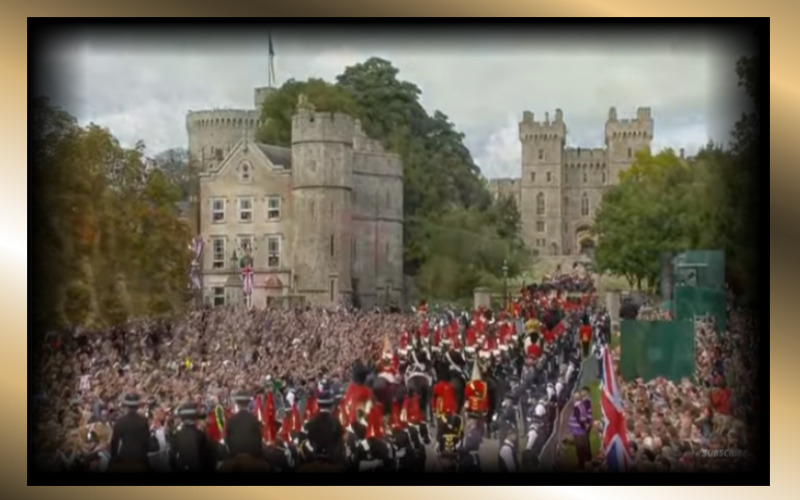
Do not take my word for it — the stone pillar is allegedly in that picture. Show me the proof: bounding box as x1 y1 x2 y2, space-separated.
474 287 492 311
606 291 621 330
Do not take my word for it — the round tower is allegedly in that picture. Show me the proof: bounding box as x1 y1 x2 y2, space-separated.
519 109 567 256
289 105 355 306
186 109 261 171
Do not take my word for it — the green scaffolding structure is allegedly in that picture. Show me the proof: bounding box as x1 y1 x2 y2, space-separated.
674 285 727 333
620 319 696 382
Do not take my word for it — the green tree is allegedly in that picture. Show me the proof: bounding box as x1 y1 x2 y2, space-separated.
593 149 703 291
32 98 193 333
256 78 363 147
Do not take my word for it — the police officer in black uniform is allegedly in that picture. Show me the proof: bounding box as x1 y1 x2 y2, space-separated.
299 385 346 468
109 393 155 472
497 423 519 473
170 402 216 472
224 390 264 459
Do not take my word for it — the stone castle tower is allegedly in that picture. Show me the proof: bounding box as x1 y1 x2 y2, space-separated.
190 86 404 309
491 106 653 257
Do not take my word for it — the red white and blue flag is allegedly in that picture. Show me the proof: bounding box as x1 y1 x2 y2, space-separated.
241 264 254 296
600 345 632 471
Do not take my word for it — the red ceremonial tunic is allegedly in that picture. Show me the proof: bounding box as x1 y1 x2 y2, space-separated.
464 380 489 415
344 383 373 423
432 380 458 418
580 325 592 343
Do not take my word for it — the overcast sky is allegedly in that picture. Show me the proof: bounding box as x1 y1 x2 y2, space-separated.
40 27 751 179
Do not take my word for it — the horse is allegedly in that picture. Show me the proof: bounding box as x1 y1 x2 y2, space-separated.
371 375 406 418
436 348 468 411
405 345 434 421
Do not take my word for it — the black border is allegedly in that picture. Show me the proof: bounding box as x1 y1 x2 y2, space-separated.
28 18 769 486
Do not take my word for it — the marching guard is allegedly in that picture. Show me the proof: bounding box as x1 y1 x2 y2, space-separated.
170 402 216 472
219 390 267 472
298 385 347 470
108 393 155 472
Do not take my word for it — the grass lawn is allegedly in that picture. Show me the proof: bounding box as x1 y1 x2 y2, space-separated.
556 379 602 470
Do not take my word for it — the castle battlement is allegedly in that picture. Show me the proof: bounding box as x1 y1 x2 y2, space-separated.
563 147 607 164
291 110 355 145
186 109 262 129
519 109 566 141
605 106 653 140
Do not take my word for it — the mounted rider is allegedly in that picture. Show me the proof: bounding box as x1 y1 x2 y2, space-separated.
377 336 400 385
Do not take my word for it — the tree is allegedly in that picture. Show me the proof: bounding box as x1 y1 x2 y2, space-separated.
32 98 192 333
593 149 703 291
257 78 363 147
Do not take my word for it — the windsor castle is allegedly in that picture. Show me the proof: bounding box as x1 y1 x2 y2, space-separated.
489 106 654 258
189 85 404 309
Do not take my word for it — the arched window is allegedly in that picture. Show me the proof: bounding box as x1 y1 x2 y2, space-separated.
581 192 590 216
239 162 252 183
563 196 569 216
627 147 632 158
582 171 588 183
536 192 545 215
602 171 607 184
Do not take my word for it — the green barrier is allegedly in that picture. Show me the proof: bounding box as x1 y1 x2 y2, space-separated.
672 250 726 291
620 320 696 382
674 285 727 333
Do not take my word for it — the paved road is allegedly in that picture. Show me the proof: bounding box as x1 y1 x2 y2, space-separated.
423 438 501 472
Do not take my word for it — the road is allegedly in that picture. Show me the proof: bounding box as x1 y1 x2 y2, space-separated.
420 355 600 472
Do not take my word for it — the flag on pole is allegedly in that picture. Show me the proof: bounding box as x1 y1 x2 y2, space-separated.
600 346 632 471
268 31 276 88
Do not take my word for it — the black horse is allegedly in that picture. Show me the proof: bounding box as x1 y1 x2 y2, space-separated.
404 346 434 422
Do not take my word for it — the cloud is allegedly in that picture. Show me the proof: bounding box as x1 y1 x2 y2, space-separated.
39 30 750 178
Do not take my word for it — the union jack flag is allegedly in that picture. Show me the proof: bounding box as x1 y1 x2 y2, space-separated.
241 263 254 296
600 345 632 471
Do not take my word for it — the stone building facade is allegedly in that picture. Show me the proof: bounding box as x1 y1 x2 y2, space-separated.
190 86 404 309
489 106 653 257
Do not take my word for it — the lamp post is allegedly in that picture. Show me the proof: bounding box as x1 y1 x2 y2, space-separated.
502 259 509 311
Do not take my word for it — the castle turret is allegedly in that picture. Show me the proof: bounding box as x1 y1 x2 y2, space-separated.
604 106 653 183
186 109 261 172
289 99 354 306
519 108 567 256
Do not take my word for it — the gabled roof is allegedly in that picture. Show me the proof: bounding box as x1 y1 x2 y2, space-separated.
209 139 290 177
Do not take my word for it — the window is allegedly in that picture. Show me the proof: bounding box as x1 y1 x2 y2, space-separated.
563 197 569 215
583 172 588 183
330 279 336 302
581 192 590 216
212 237 226 269
330 234 335 257
237 235 253 255
627 147 632 158
602 171 607 184
538 149 543 160
546 171 552 182
536 192 545 215
238 197 253 223
239 163 251 183
530 172 535 182
215 148 223 161
536 221 545 233
266 235 281 268
267 195 281 221
211 198 226 224
212 287 225 307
